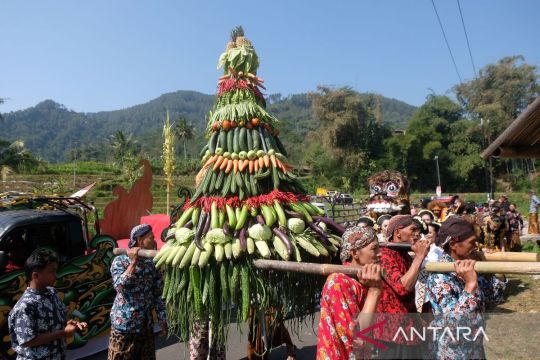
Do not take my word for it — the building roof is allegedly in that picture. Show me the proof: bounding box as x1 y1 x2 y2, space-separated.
481 96 540 159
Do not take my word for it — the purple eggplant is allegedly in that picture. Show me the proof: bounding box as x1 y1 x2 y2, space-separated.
307 221 331 246
284 209 304 219
256 214 266 225
184 220 194 230
272 227 292 256
223 220 231 237
239 225 248 251
312 216 346 236
194 212 208 250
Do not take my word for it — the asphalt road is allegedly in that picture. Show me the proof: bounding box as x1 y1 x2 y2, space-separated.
78 313 320 360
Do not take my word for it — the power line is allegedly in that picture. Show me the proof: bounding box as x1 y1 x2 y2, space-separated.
431 0 463 83
456 0 477 77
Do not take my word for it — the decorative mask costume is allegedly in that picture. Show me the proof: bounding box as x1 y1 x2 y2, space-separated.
366 170 410 219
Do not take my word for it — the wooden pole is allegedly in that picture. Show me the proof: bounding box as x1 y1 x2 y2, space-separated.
253 259 359 277
390 242 540 262
482 252 540 262
113 248 157 258
112 249 540 275
425 261 540 275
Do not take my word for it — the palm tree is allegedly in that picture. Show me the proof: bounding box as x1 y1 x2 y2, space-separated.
175 117 194 159
109 131 136 167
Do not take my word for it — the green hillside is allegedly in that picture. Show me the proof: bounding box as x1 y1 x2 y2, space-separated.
1 90 415 162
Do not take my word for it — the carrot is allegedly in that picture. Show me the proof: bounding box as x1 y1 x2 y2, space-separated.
270 154 277 168
263 155 270 168
258 157 264 169
220 157 229 170
233 159 239 174
239 159 248 172
275 158 284 172
254 160 259 173
248 160 254 174
225 159 233 173
203 155 217 168
213 156 224 171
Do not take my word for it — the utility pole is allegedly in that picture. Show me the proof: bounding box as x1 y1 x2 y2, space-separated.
434 155 441 191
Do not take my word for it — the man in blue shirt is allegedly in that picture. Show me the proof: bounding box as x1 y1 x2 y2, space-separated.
108 224 167 360
8 249 87 360
528 190 540 235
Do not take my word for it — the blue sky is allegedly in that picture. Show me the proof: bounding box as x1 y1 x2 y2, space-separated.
1 0 539 113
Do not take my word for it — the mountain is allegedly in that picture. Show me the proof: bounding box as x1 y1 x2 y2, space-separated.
0 90 416 162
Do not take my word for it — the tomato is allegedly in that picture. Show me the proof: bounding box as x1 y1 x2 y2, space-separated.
212 122 219 131
251 117 260 127
246 122 253 129
231 121 238 128
239 120 245 127
222 120 231 131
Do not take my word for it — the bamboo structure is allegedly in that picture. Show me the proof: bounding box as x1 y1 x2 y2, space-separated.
162 110 175 216
112 249 540 275
386 242 540 262
425 261 540 275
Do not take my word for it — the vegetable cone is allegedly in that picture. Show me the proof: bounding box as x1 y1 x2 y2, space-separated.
157 27 345 346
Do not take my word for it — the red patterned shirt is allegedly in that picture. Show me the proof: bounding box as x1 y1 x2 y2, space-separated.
316 272 370 360
375 247 418 345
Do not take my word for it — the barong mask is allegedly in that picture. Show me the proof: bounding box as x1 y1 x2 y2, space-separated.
367 170 410 218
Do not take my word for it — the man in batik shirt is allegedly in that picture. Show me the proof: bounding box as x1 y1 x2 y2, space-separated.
108 224 167 360
8 249 87 360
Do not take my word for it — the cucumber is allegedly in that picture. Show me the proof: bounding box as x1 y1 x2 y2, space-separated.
199 143 209 157
233 127 240 153
252 129 260 150
239 127 248 152
227 129 234 152
219 131 227 152
215 170 225 190
246 128 253 149
209 131 218 153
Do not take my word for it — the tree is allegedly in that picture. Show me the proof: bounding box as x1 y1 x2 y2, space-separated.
383 95 465 191
455 56 540 191
455 55 540 138
0 138 39 174
175 117 194 159
309 86 390 187
109 131 136 167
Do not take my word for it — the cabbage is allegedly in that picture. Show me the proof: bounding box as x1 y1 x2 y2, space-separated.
248 224 272 241
287 218 305 234
205 228 231 244
175 227 195 244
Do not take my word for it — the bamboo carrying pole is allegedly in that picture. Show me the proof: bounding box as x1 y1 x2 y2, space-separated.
383 242 540 262
113 248 157 257
425 261 540 275
112 249 540 275
253 259 360 277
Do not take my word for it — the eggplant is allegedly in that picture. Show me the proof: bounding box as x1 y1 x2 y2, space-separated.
184 220 193 230
307 221 331 246
284 209 303 219
312 216 346 236
223 220 231 237
256 214 266 225
194 212 208 250
239 225 248 251
272 227 292 256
